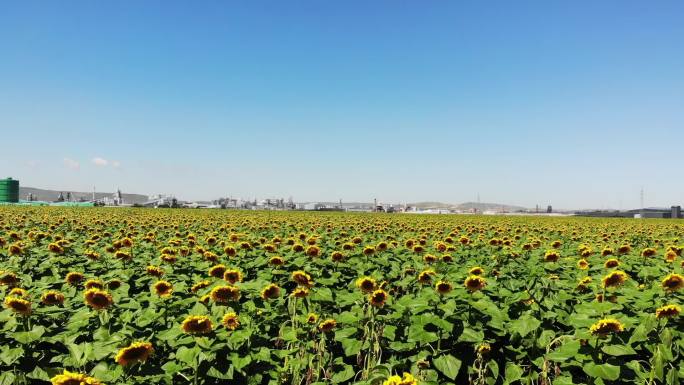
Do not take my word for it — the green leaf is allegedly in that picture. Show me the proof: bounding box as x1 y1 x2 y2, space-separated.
504 363 524 384
208 366 234 380
0 347 23 365
0 371 16 385
27 366 50 381
583 363 620 381
433 354 462 380
458 327 484 343
546 340 580 361
601 344 636 356
339 338 363 357
13 325 45 344
331 364 355 383
509 313 540 338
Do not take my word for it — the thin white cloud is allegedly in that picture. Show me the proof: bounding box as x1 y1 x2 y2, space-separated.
111 160 121 168
25 160 39 168
92 157 109 167
63 158 80 170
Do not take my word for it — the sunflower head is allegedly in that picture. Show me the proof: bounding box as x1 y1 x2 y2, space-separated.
306 245 321 257
590 318 624 337
602 270 629 288
577 259 589 270
291 287 309 298
65 272 85 286
260 283 281 300
8 287 27 297
210 285 240 303
641 247 657 257
222 312 240 330
369 289 388 307
318 318 337 333
604 258 620 268
50 370 103 385
331 251 344 262
291 271 313 287
41 290 65 306
191 280 211 293
181 315 213 335
0 271 19 286
363 246 375 256
85 279 105 290
435 280 453 295
84 288 114 310
223 269 243 284
146 265 164 277
306 312 319 324
662 274 684 292
464 275 487 292
468 266 485 276
208 264 227 278
269 256 285 266
544 250 560 262
4 296 31 316
656 304 681 319
153 280 174 297
417 269 436 285
382 373 417 385
355 277 377 293
477 343 492 355
115 341 154 366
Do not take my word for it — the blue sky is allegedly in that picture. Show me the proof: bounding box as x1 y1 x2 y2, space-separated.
1 1 683 209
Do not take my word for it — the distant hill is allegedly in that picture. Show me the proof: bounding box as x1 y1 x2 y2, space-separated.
19 187 148 204
410 201 527 212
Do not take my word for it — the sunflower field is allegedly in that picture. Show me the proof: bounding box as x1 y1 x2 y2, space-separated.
0 207 683 385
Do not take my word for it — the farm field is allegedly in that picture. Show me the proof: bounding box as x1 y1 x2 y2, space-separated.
0 207 683 385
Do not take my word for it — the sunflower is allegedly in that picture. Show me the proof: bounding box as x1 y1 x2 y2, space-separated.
108 279 122 290
369 289 388 307
544 250 560 262
655 304 681 319
210 285 240 303
146 265 164 277
318 318 337 333
331 251 344 262
4 296 31 316
84 288 114 310
85 250 100 260
8 287 27 297
0 271 19 286
181 315 213 335
306 245 321 257
115 341 154 366
604 258 620 268
160 253 177 263
665 250 677 263
260 283 281 300
291 271 313 287
477 343 491 355
464 275 486 292
153 280 173 297
115 250 132 261
50 370 103 385
590 318 624 337
417 269 436 285
662 273 684 292
469 266 485 276
48 242 64 254
641 248 657 257
85 279 105 290
208 264 227 278
617 244 631 254
269 256 285 266
306 312 319 324
382 372 418 385
65 272 85 286
441 254 454 262
8 243 22 255
577 259 589 270
602 270 629 288
222 312 240 330
601 247 614 257
41 290 65 306
291 287 309 298
191 280 211 293
423 254 437 264
356 277 377 293
223 269 243 284
363 246 375 256
435 280 453 295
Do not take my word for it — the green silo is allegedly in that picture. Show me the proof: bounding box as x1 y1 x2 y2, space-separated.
0 178 20 203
